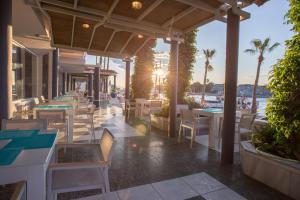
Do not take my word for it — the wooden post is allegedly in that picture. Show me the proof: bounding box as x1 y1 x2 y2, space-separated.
66 73 70 92
88 73 94 102
52 48 59 98
221 8 240 164
125 59 131 100
0 0 13 125
62 73 66 95
114 75 117 89
168 40 179 137
94 67 100 107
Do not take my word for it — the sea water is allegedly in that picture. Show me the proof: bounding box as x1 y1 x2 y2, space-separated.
189 95 268 117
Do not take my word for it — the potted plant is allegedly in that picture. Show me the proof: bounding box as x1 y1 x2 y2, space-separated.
240 2 300 198
110 88 117 98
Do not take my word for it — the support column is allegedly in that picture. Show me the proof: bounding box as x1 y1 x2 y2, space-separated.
221 8 240 164
105 77 109 93
72 77 75 91
66 73 69 92
88 74 94 102
113 75 117 89
62 73 66 95
125 59 131 100
52 48 59 98
168 40 179 138
0 0 13 124
94 67 100 108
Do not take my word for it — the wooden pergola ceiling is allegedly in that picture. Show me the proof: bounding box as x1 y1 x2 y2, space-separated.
27 0 259 59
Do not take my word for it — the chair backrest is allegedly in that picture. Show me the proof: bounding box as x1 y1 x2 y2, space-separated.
36 110 66 124
239 114 256 129
1 119 47 130
180 109 193 121
192 110 210 124
149 100 162 108
100 128 115 162
125 100 136 109
33 98 40 105
176 104 189 114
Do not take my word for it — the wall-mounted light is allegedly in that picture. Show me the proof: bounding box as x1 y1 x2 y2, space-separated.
132 1 142 10
82 23 90 29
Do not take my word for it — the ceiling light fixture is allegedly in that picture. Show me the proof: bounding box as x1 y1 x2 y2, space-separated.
132 1 142 10
138 34 144 39
82 23 90 29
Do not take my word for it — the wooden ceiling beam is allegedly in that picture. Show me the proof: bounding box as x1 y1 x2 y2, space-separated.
54 44 128 58
104 31 117 52
133 38 152 56
162 7 196 28
36 0 180 35
119 34 134 54
71 0 78 47
137 0 164 22
88 0 119 50
174 0 227 22
120 0 164 55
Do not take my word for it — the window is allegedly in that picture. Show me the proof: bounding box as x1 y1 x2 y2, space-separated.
12 45 23 100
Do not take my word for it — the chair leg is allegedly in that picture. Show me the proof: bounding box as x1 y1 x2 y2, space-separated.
178 125 182 143
190 128 195 148
103 168 110 193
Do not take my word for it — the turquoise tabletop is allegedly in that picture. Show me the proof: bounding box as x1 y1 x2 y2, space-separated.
0 130 39 140
200 108 223 113
3 134 56 150
35 105 73 109
0 148 22 166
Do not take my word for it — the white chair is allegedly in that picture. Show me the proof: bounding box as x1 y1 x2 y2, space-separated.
47 128 116 200
125 100 136 120
74 104 96 143
36 110 69 142
1 119 47 130
178 109 209 148
217 113 256 148
236 113 256 143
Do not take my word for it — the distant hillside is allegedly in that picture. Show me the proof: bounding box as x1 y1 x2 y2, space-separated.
210 84 271 98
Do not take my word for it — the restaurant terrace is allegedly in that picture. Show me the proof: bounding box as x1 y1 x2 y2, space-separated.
0 0 299 200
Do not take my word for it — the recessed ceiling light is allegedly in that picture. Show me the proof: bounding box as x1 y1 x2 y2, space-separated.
82 23 90 29
132 1 142 10
138 34 144 39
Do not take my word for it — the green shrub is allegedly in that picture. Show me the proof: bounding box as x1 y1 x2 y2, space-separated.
154 105 169 118
252 125 295 159
265 0 300 160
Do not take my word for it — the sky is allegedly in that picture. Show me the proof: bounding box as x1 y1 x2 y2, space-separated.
86 0 293 88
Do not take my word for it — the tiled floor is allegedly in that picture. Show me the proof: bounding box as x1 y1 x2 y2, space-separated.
76 173 245 200
57 105 292 200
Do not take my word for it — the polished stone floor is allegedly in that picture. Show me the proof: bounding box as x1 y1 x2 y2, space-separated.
57 105 291 200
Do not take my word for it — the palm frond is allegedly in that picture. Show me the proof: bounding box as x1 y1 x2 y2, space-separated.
244 49 257 55
262 37 271 49
207 64 214 72
251 39 262 49
268 42 280 52
209 49 216 58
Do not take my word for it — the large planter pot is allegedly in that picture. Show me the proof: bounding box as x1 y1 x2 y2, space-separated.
151 115 169 132
150 115 181 134
240 141 300 199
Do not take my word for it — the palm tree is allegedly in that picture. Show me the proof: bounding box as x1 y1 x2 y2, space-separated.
201 49 216 104
245 38 280 113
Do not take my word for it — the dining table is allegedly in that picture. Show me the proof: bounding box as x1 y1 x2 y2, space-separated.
33 104 74 143
0 130 58 200
193 108 242 151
